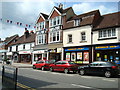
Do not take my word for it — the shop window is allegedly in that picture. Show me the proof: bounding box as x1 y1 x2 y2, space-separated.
68 34 72 43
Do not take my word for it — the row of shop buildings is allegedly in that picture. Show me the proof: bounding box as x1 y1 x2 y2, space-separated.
1 4 120 64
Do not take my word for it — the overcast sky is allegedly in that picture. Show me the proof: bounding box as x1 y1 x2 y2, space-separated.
0 0 119 40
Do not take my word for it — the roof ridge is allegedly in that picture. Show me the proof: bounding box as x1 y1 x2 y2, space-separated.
102 11 120 16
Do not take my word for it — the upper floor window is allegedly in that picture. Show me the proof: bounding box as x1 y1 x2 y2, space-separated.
99 28 116 39
16 46 18 51
49 31 60 43
81 32 86 41
74 19 80 26
38 34 46 44
10 47 12 52
39 22 45 30
68 34 72 43
23 45 25 49
49 16 61 27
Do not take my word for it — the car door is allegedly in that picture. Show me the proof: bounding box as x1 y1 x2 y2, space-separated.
87 63 98 74
53 61 62 71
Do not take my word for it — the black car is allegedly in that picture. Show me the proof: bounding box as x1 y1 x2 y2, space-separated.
78 61 120 78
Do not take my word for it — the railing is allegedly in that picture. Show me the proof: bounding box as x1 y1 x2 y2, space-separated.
2 65 18 90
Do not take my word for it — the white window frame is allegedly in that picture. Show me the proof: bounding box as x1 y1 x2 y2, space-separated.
68 34 72 43
98 28 116 39
38 34 46 44
81 32 86 41
74 19 80 26
49 16 61 27
49 30 60 43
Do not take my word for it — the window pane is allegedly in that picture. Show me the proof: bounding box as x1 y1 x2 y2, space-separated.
103 30 107 37
57 31 59 41
99 31 102 38
81 32 86 41
108 29 111 37
57 17 60 24
53 32 56 41
68 34 72 42
112 28 116 36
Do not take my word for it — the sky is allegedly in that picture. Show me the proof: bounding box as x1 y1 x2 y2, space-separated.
0 0 119 40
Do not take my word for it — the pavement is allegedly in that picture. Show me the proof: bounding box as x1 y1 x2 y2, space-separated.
2 62 33 68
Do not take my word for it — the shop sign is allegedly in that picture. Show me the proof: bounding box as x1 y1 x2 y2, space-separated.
65 47 89 52
33 50 45 54
6 52 12 55
19 51 31 54
57 48 62 53
95 45 120 50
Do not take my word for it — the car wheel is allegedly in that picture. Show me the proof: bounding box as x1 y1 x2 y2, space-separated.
41 66 45 71
64 68 69 74
50 67 53 72
105 71 111 78
33 65 36 69
79 69 85 75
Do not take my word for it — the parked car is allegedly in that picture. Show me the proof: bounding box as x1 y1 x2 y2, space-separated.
49 60 79 74
78 61 120 78
33 60 55 70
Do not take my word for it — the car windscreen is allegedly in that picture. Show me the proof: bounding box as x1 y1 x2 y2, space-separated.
68 61 75 64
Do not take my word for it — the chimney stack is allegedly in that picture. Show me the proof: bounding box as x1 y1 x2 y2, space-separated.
24 28 29 38
59 3 63 9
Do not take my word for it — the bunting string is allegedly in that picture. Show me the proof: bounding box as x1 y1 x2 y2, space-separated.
0 18 36 29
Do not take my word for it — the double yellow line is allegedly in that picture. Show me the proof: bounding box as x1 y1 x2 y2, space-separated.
17 82 36 90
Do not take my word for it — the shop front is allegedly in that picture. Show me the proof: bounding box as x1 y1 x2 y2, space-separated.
32 50 47 63
6 52 13 60
48 43 63 61
18 51 32 63
94 44 120 64
64 46 91 64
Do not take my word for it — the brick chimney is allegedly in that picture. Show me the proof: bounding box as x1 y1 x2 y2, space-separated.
24 28 29 38
59 3 63 9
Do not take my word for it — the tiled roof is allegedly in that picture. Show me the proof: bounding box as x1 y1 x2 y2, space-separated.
55 7 73 14
4 34 18 44
93 11 120 30
63 10 99 29
41 13 49 19
10 33 35 46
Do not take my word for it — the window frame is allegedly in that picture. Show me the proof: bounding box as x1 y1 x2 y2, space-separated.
68 34 72 43
81 32 86 41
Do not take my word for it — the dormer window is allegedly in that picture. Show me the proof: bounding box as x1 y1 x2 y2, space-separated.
74 19 81 26
39 21 45 30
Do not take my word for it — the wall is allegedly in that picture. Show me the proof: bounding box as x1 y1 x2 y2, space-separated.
63 25 92 47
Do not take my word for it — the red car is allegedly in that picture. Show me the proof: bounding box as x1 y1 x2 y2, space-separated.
33 60 55 70
49 60 79 74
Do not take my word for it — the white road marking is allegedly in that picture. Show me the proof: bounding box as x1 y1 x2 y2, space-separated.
71 84 102 90
81 76 93 79
102 79 116 82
